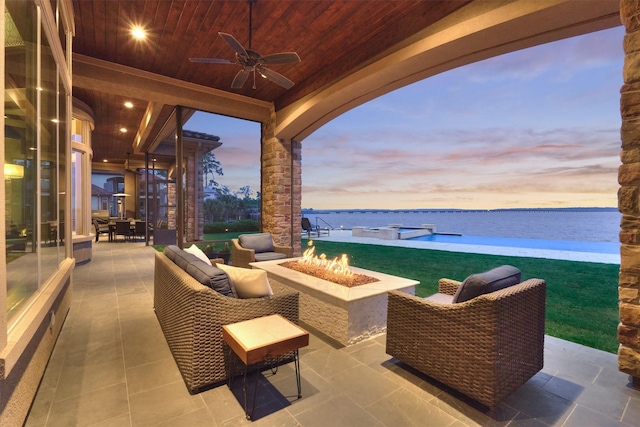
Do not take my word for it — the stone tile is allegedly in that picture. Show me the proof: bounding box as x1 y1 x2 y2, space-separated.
298 330 332 357
574 345 618 367
551 381 628 421
594 367 640 398
563 405 628 427
300 347 362 379
129 381 206 427
365 387 457 427
92 413 132 427
327 364 399 407
45 383 129 427
502 383 574 426
54 356 126 401
622 396 640 426
340 339 392 373
542 376 585 402
201 384 247 424
24 386 55 427
117 294 154 320
269 365 340 417
156 408 217 427
544 355 602 386
120 316 172 369
429 389 519 427
292 395 383 427
221 408 301 427
63 336 124 368
126 357 183 395
380 360 442 400
224 373 287 420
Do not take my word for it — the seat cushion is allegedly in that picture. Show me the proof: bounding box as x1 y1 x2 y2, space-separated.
238 233 274 253
452 265 521 303
254 251 288 262
185 260 235 297
216 264 273 298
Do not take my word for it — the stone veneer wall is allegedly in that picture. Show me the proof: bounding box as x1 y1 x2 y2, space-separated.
619 0 640 389
184 147 205 242
261 111 302 255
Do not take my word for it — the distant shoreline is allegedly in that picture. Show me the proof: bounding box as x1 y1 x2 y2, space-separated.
302 207 618 214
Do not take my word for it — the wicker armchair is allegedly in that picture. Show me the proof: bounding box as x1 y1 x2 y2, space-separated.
154 251 299 393
231 233 292 268
386 277 546 409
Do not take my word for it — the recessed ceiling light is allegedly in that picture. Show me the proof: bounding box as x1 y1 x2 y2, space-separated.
120 128 127 133
124 101 134 108
103 159 108 163
131 26 146 40
51 119 60 123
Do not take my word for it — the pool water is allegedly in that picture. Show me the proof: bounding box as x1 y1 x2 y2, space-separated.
407 233 619 254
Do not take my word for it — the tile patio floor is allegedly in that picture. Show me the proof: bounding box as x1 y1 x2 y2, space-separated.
25 242 640 426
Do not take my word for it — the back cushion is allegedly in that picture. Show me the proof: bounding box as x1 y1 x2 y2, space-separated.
238 233 274 253
186 261 236 297
452 265 521 303
164 245 200 271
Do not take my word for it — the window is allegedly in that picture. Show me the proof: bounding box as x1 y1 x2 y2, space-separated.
4 0 69 320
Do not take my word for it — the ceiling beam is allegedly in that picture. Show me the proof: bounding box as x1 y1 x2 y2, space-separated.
73 54 273 123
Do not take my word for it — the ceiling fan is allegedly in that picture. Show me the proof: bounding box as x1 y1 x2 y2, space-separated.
189 0 300 90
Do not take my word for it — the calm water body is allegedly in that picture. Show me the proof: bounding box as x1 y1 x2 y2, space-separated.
305 209 621 244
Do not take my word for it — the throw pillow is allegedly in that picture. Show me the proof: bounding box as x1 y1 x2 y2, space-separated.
452 265 521 303
184 244 212 266
216 264 273 298
238 233 274 253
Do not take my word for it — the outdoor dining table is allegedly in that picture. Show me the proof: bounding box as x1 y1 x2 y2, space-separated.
108 220 143 242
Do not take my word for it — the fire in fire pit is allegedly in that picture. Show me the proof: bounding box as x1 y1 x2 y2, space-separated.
280 241 379 287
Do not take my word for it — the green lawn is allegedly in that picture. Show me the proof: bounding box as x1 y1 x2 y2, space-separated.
306 239 620 354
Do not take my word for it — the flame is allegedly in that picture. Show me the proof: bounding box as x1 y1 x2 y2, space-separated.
298 241 354 277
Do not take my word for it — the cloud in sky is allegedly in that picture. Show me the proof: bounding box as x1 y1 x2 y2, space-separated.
302 26 624 209
187 26 624 210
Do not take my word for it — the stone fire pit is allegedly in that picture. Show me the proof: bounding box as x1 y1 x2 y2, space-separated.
250 258 418 346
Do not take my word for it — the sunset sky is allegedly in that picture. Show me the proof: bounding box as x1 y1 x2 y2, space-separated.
187 25 624 210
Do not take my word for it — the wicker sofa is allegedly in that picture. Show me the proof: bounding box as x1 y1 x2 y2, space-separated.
231 233 292 268
154 247 299 393
386 269 546 409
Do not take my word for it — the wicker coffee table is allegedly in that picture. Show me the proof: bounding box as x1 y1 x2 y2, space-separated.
222 314 309 420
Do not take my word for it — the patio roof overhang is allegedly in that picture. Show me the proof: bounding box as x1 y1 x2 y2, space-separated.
71 0 620 169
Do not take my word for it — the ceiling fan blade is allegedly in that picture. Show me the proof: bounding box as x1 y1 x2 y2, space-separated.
262 52 301 65
189 58 235 64
259 67 295 89
219 32 248 58
231 69 251 89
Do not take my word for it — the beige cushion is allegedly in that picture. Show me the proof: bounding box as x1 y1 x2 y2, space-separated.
184 244 212 266
217 264 273 298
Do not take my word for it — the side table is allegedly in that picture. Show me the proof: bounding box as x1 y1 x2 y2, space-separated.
222 314 309 420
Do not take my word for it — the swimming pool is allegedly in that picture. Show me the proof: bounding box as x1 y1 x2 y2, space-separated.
407 233 620 254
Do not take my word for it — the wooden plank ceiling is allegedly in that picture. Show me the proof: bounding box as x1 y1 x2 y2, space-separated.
71 0 470 167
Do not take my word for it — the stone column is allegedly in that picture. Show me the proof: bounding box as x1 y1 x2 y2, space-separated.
261 110 302 255
619 0 640 389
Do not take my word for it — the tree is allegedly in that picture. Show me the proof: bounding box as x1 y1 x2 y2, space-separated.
238 186 253 199
202 150 223 188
